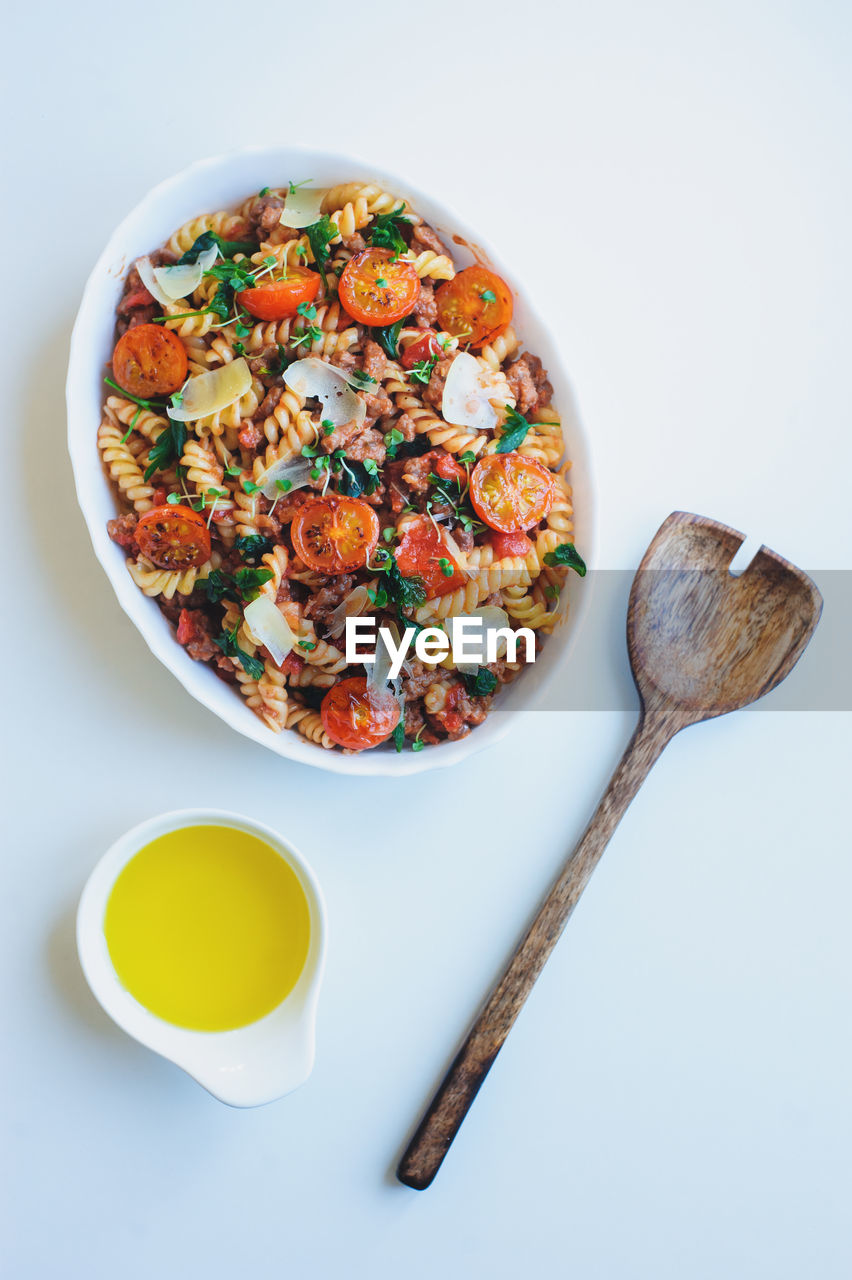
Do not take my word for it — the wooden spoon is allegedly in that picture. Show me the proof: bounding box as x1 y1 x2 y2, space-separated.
397 511 822 1190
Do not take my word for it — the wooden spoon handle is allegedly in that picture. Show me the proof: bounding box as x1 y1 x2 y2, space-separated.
397 710 678 1189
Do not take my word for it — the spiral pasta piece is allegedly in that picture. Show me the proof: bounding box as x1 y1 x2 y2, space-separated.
167 211 248 258
98 421 156 512
126 554 213 600
285 700 335 748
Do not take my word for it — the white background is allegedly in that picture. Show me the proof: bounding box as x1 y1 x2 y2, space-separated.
2 1 850 1276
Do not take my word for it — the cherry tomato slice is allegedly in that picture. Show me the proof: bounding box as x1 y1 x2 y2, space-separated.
400 329 442 368
290 496 379 574
135 504 211 569
488 530 533 559
470 454 554 533
112 324 187 399
435 266 513 350
320 677 401 751
338 248 420 326
236 267 321 321
394 515 466 598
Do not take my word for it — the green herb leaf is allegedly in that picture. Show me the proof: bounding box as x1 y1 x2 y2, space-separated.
298 640 318 651
305 214 337 275
143 418 186 482
338 458 381 498
103 376 167 413
233 566 274 602
215 624 265 680
542 542 587 576
408 355 438 385
235 534 274 563
242 479 261 495
368 204 409 259
348 368 377 388
480 288 497 303
438 557 455 578
370 317 409 358
176 231 256 266
392 721 405 752
463 667 498 697
495 406 531 454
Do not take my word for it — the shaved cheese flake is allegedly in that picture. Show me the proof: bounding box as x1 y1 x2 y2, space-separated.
453 605 510 674
367 627 395 692
279 185 327 229
243 596 295 668
257 455 315 501
283 357 366 430
442 352 501 432
440 527 473 578
327 582 375 640
135 256 173 308
153 243 219 300
168 358 251 422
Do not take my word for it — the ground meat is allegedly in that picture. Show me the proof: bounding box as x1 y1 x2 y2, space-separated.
361 339 387 383
259 384 283 417
395 412 417 442
403 701 425 738
505 353 553 416
344 427 387 465
247 194 285 233
302 575 355 627
411 223 448 257
422 357 452 410
453 525 475 553
400 659 440 700
238 420 263 451
330 348 358 372
400 449 445 493
321 419 361 453
107 513 138 549
248 346 284 389
362 384 394 429
341 232 366 253
412 281 438 327
176 609 220 662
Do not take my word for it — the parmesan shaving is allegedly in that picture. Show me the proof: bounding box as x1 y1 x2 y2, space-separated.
243 597 295 668
168 359 251 422
442 352 502 432
283 357 366 429
278 185 327 229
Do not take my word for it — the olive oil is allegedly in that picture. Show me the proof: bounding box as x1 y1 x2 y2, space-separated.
104 825 311 1032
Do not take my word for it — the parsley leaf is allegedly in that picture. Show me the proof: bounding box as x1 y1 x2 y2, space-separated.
368 203 410 259
201 568 241 605
235 534 274 563
176 231 256 266
370 317 410 358
463 668 498 697
408 355 438 385
542 543 587 576
305 214 337 274
143 418 186 482
215 624 265 680
392 721 405 752
495 406 531 454
233 566 274 602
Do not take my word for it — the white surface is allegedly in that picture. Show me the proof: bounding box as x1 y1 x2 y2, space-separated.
77 809 326 1107
66 143 595 776
2 1 850 1277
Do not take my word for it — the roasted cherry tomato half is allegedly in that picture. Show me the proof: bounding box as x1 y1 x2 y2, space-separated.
394 515 466 598
435 266 513 350
338 248 420 326
470 454 554 533
400 329 442 368
487 529 533 559
236 267 321 321
135 504 211 569
290 495 380 574
112 324 188 399
320 677 401 751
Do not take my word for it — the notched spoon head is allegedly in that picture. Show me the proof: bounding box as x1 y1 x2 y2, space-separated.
627 512 823 723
